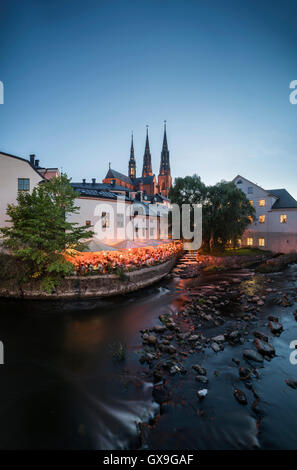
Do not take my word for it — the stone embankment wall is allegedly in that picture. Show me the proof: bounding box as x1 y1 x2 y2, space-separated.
265 253 297 269
0 255 178 300
196 253 271 269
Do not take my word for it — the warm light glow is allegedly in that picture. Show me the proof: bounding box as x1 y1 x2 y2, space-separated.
259 215 265 223
259 199 266 207
247 237 253 246
280 214 287 224
259 238 265 247
65 241 184 275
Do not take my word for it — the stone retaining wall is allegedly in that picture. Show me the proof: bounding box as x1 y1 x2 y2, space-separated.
196 253 271 269
0 255 178 300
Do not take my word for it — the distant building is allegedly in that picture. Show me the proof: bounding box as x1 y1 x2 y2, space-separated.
233 175 297 253
102 123 172 198
0 151 59 229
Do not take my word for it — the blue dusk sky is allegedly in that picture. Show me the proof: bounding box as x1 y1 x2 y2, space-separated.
0 0 296 197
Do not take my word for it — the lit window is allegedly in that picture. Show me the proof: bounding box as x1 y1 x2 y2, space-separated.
85 220 91 226
249 200 253 206
238 239 242 246
117 213 124 228
247 238 253 246
259 215 265 223
102 212 110 228
259 199 266 207
18 178 30 191
248 187 253 194
248 216 253 223
259 238 265 247
280 214 287 224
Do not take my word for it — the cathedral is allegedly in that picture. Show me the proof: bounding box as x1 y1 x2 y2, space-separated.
103 122 172 198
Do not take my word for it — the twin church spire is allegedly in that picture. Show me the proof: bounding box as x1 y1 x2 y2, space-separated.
128 123 171 182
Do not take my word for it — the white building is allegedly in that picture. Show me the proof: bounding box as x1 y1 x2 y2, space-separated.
233 175 297 253
0 152 60 230
70 181 169 249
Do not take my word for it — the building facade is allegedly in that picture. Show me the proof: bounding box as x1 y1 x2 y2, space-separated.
233 175 297 253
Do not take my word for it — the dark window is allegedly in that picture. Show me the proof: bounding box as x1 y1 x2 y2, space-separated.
18 178 30 191
86 220 91 226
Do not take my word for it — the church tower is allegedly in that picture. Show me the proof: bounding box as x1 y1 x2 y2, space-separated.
158 121 172 197
128 132 136 179
142 126 153 177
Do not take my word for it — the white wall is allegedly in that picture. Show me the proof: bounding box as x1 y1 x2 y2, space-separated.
234 176 297 253
0 153 43 229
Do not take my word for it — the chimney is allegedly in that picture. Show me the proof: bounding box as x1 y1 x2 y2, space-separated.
35 159 40 167
92 178 96 185
82 178 86 184
29 154 35 166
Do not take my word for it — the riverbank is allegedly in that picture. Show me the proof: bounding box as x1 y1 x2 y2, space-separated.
135 261 297 449
0 254 179 299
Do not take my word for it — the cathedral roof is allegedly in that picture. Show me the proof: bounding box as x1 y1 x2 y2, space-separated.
105 168 133 185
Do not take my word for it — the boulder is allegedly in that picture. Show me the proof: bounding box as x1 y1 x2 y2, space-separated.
268 321 283 335
192 364 207 375
197 389 208 400
212 334 225 343
234 388 247 405
243 349 264 363
195 375 208 385
254 338 275 357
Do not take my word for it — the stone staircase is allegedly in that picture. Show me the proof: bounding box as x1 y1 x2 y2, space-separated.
172 250 199 278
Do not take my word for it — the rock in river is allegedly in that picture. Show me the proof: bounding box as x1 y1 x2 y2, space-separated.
211 342 222 353
243 349 264 363
285 379 297 389
239 367 252 380
192 364 207 375
234 388 247 405
197 389 208 400
195 375 208 385
269 321 283 335
254 338 275 357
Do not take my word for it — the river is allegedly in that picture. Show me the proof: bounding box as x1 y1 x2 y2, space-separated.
0 264 296 450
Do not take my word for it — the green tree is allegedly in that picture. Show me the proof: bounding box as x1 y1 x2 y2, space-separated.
0 174 93 291
169 176 255 253
202 181 255 252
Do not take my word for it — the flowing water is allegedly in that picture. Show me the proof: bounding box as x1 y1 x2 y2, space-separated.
0 264 297 449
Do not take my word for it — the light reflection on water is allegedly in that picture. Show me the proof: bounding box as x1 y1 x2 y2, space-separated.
0 265 296 449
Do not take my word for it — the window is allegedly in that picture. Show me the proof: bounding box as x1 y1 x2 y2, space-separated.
248 216 253 223
259 238 265 247
18 178 30 191
237 239 242 246
280 214 287 224
150 228 155 238
249 200 253 206
85 220 91 226
117 213 124 228
259 215 265 224
236 179 242 184
247 238 253 246
102 212 110 228
259 199 266 207
248 187 253 194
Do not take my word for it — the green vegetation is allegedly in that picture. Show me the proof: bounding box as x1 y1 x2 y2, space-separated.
169 176 255 253
199 247 269 257
255 263 283 273
203 265 227 273
0 174 93 292
111 341 127 361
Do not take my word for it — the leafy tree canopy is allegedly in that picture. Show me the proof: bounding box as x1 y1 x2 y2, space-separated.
169 176 255 253
0 174 93 291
